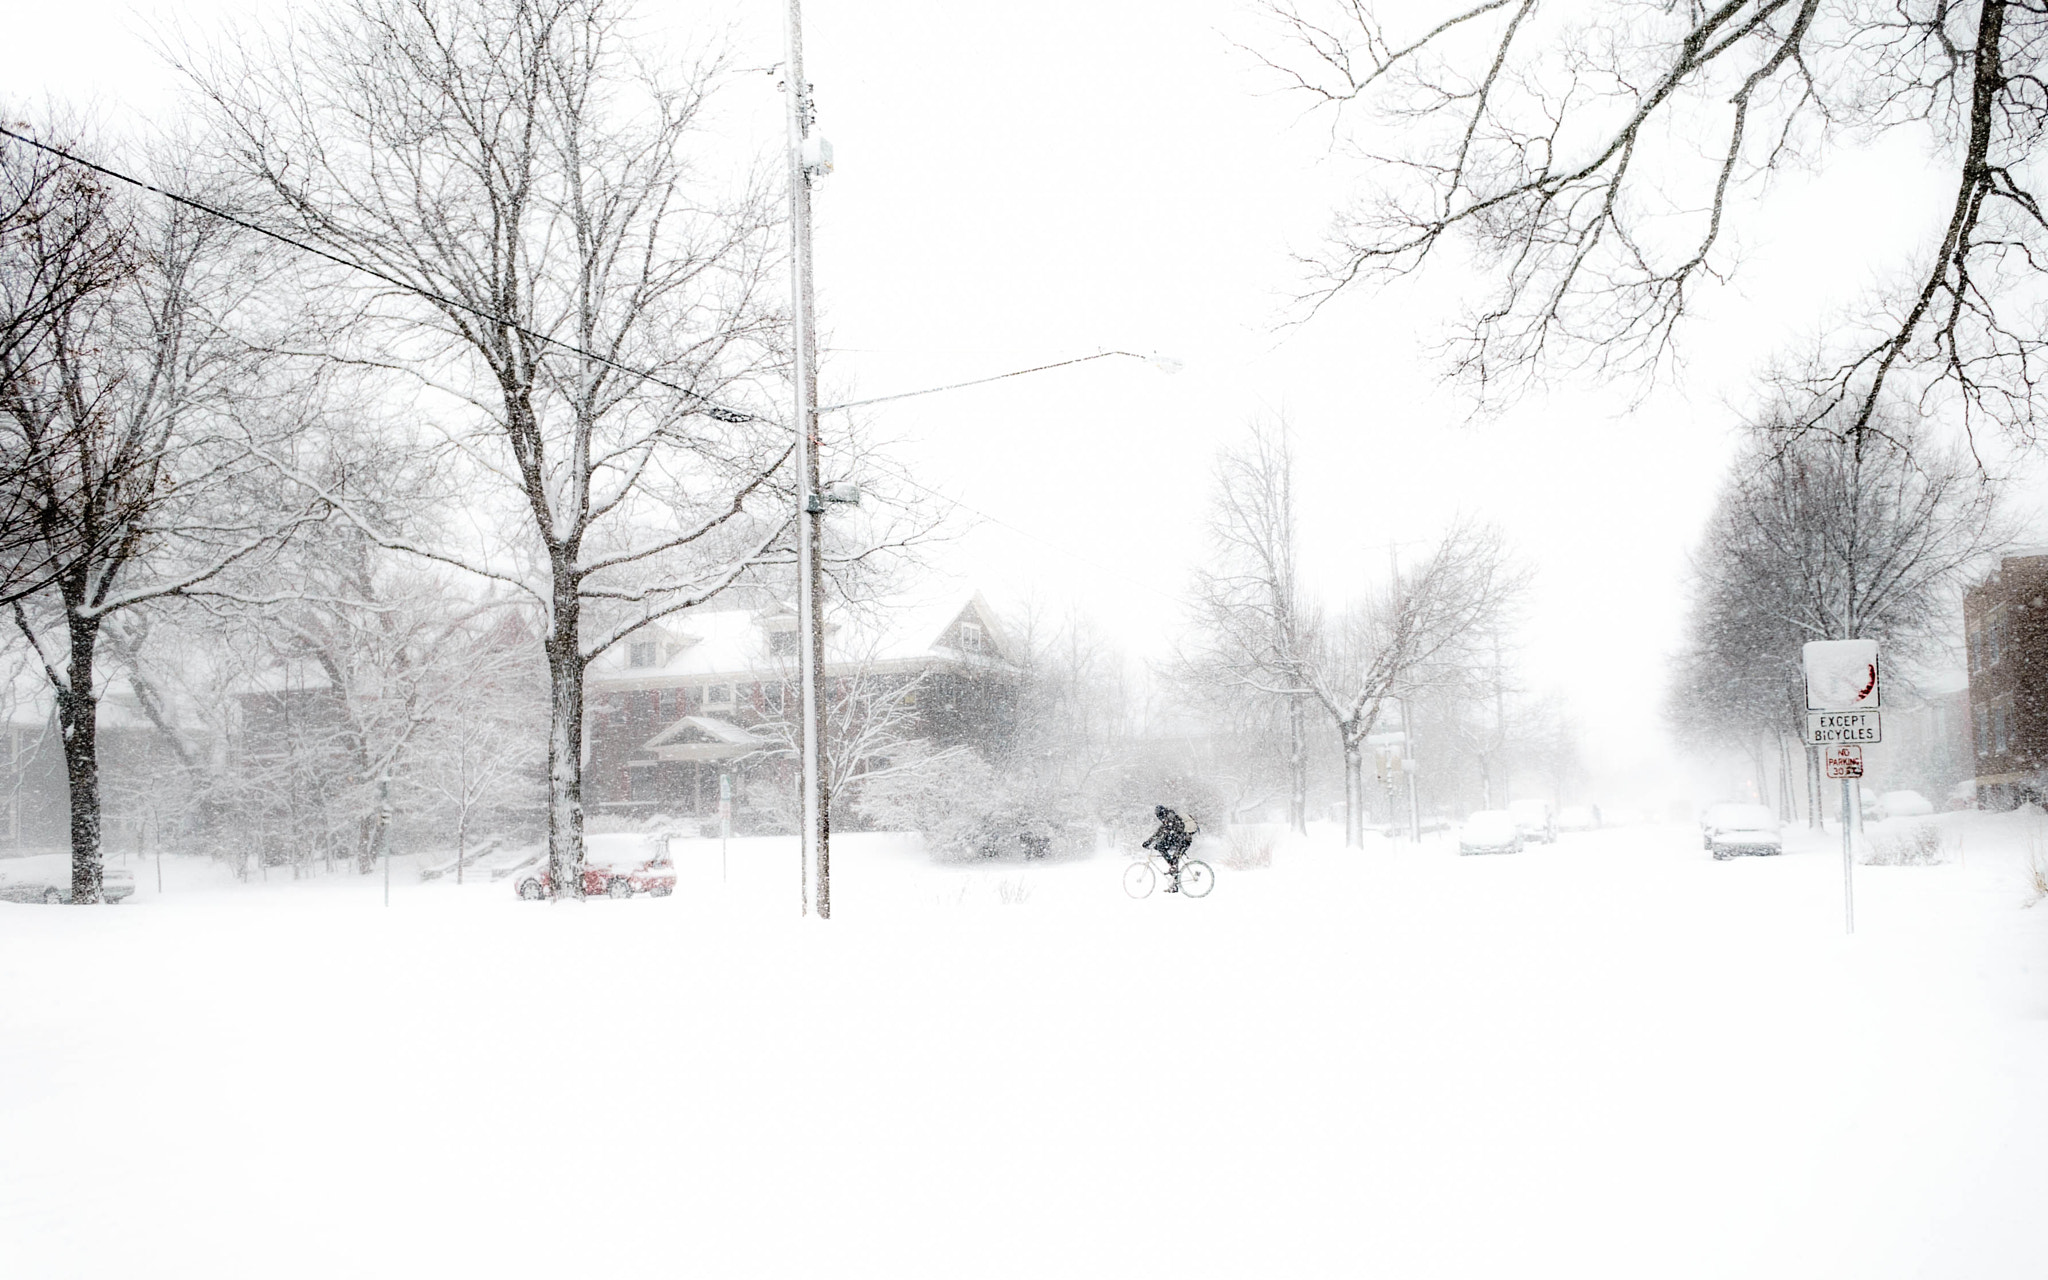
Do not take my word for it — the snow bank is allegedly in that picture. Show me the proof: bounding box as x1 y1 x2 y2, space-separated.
2 823 2043 1278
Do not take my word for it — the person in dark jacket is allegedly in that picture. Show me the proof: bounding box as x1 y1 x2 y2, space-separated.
1142 805 1194 892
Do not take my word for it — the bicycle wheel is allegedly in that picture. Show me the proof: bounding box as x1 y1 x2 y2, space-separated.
1122 860 1157 899
1180 860 1215 898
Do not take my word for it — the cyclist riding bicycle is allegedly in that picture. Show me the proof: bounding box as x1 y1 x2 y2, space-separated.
1142 805 1195 893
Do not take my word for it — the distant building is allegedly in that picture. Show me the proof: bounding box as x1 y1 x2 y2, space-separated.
1 669 179 855
1963 553 2048 808
583 594 1021 831
1865 673 1971 806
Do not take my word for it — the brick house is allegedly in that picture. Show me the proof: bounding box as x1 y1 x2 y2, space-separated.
1963 552 2048 807
584 594 1021 830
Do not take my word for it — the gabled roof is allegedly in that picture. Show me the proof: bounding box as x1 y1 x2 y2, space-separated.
643 716 764 749
590 589 1019 686
637 714 769 763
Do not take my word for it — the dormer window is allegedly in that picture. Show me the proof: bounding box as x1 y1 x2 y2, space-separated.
627 639 660 669
769 629 799 657
959 621 984 653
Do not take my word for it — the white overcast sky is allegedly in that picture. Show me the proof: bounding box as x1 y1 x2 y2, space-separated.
7 0 2035 801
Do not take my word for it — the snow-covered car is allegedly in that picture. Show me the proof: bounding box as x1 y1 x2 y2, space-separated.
1704 804 1781 859
1457 810 1523 855
516 835 674 900
1700 802 1759 847
0 856 135 904
1875 790 1935 820
1556 805 1598 833
1507 798 1555 844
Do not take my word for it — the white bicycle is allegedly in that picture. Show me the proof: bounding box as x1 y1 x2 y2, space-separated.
1122 851 1214 899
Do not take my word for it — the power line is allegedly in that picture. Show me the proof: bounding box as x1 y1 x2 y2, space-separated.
851 451 1185 607
1 127 1182 602
0 126 764 425
816 351 1155 413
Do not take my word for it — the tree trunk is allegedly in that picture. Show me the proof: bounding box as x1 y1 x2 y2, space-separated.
56 614 104 904
1287 694 1308 835
365 772 394 874
545 572 587 900
1342 735 1365 848
1804 742 1823 828
1777 735 1796 824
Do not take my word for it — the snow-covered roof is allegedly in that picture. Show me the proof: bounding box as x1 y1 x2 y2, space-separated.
1 664 162 733
589 590 1018 688
638 713 769 763
224 662 337 698
644 716 763 749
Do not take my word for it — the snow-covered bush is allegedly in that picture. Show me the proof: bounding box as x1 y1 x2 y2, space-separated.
1219 824 1278 870
994 876 1033 906
856 748 1092 862
1862 822 1947 866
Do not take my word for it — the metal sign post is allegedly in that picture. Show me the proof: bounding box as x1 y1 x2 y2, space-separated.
1804 640 1879 935
719 771 732 884
1840 779 1855 933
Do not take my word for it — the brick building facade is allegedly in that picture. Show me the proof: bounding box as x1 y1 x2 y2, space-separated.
1964 553 2048 807
584 595 1021 832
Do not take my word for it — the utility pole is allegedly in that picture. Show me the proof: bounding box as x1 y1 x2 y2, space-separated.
784 0 830 918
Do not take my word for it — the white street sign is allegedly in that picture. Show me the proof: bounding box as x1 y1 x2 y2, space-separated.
1807 710 1881 745
1803 639 1881 710
1824 745 1864 779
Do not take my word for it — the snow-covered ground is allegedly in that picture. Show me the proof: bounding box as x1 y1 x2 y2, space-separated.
3 815 2044 1279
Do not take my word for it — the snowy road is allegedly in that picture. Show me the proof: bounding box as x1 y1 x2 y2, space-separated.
3 818 2044 1278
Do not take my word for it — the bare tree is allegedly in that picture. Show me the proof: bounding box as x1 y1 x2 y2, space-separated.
0 116 134 608
0 136 322 902
1252 2 2048 442
748 658 966 820
1006 609 1145 830
1291 522 1526 846
1672 400 2005 819
183 0 793 896
1181 421 1316 833
416 612 547 882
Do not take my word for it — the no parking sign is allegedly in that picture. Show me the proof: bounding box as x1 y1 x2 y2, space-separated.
1824 745 1864 780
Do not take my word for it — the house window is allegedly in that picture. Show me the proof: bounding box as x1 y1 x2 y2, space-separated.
959 621 984 653
705 683 733 709
764 683 785 713
628 639 659 669
1976 706 1990 757
1995 700 2012 756
1988 610 2005 667
770 629 798 657
1968 628 1982 672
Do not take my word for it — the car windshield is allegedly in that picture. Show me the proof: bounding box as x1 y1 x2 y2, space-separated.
1713 804 1776 831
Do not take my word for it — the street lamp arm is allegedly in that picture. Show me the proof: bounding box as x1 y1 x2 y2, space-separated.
814 349 1178 414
